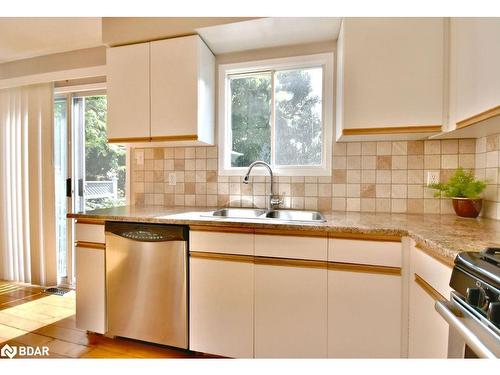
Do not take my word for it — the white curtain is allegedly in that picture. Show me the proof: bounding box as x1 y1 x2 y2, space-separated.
0 83 57 286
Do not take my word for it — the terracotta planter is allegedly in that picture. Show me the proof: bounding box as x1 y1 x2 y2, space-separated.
452 197 482 218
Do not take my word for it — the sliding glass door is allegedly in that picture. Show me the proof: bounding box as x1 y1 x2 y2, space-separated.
54 90 126 286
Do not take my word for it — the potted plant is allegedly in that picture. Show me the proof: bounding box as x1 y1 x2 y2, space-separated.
428 167 487 218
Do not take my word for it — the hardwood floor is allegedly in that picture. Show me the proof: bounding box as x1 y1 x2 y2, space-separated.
0 281 205 359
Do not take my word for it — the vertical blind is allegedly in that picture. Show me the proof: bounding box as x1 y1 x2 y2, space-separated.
0 83 57 286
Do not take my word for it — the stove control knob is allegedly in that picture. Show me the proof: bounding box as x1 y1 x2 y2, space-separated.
466 288 485 307
487 302 500 325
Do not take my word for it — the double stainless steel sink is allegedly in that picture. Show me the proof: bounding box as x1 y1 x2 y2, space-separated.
205 208 326 223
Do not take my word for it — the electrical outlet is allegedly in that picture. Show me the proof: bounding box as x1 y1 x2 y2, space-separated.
168 173 177 186
135 150 144 166
427 171 440 186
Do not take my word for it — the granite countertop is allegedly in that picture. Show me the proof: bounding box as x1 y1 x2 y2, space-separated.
69 205 500 265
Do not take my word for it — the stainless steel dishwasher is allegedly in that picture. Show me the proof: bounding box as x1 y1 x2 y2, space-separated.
105 222 189 349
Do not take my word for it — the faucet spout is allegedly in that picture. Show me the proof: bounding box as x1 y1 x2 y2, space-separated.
242 161 282 210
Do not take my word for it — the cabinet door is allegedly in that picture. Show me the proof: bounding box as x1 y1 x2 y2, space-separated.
449 18 500 127
150 35 199 139
408 277 449 358
254 260 327 358
107 43 150 141
189 254 254 358
75 246 106 334
339 18 444 133
328 267 402 358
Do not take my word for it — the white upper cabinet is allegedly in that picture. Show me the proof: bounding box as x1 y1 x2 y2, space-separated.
447 18 500 131
151 36 215 143
336 18 444 141
107 35 215 145
107 43 151 141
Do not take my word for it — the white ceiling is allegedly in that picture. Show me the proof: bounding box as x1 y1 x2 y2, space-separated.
0 17 102 63
197 17 342 54
0 17 341 64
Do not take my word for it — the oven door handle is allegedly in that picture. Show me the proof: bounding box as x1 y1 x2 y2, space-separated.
435 300 500 358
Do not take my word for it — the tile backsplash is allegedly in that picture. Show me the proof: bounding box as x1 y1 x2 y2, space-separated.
474 133 500 220
130 135 500 218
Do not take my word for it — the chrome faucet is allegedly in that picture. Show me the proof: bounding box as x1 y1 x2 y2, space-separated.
243 161 283 210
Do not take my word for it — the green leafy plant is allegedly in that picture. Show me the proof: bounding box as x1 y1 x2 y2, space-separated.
428 167 487 199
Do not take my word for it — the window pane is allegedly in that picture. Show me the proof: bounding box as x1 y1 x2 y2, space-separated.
230 73 272 167
83 96 126 210
275 67 323 166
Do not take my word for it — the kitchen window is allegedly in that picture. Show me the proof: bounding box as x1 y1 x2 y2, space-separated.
218 53 333 176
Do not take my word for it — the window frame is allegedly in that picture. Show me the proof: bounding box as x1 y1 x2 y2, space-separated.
218 53 334 176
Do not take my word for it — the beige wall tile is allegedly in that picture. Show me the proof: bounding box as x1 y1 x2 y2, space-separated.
441 154 458 169
318 184 331 197
376 198 391 212
392 141 407 155
361 156 376 169
459 139 476 154
346 198 360 211
347 170 361 183
361 142 377 155
391 170 407 184
487 134 499 152
361 198 376 212
424 140 440 155
407 141 424 155
332 197 346 211
376 141 392 155
407 155 424 170
407 199 423 213
361 170 376 183
391 184 407 199
361 184 376 198
334 143 347 156
441 140 458 154
376 156 392 170
333 170 347 183
391 199 407 213
346 142 361 155
408 184 423 199
376 170 392 184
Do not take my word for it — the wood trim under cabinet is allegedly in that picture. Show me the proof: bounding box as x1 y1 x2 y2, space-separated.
255 256 327 269
456 105 500 129
342 125 441 136
150 134 198 142
189 225 254 234
329 232 401 242
190 251 254 263
328 261 401 276
414 243 455 268
254 228 327 238
75 241 106 250
414 273 446 301
75 218 105 225
107 136 151 143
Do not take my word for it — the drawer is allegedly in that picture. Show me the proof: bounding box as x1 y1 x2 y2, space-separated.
190 228 254 255
254 233 327 261
329 238 402 267
75 223 105 244
411 244 453 299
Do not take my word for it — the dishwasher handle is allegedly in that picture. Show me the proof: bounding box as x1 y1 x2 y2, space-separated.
105 221 188 242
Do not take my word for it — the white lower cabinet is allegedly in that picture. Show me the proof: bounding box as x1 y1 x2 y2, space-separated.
408 276 450 358
254 260 328 358
75 246 106 334
189 255 254 358
328 267 402 358
408 243 453 358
